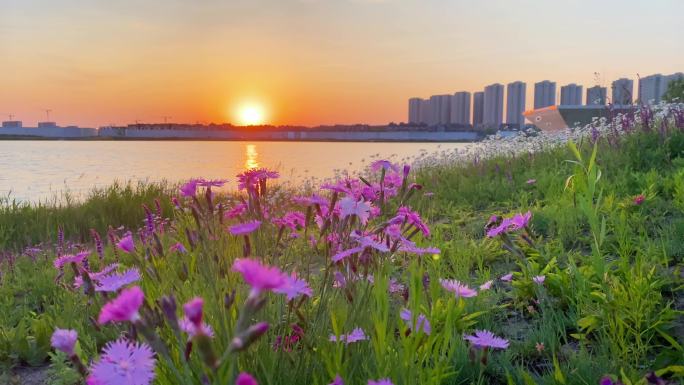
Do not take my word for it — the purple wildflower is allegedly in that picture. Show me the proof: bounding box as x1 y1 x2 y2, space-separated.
98 286 144 325
464 330 509 349
329 375 344 385
500 273 513 282
331 246 364 262
400 309 431 335
51 328 78 356
183 297 204 326
196 178 228 187
236 372 259 385
228 220 262 236
116 234 135 253
526 179 537 185
232 258 286 297
179 180 198 198
329 327 367 344
95 268 141 292
339 197 371 225
533 275 546 285
225 203 248 219
479 280 493 291
53 251 89 270
179 317 214 339
368 379 394 385
273 273 312 301
91 229 104 260
169 242 187 253
370 160 399 173
440 279 478 298
634 194 645 205
391 206 430 237
87 339 156 385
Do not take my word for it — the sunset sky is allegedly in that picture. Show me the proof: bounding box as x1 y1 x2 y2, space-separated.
1 0 683 127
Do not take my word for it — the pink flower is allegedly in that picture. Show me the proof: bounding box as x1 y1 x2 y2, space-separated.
98 286 144 325
183 297 204 326
509 211 532 230
535 342 545 352
368 379 394 385
51 328 78 356
273 273 312 301
197 178 228 187
179 317 214 339
500 273 513 282
169 242 187 253
634 194 645 205
479 280 493 291
273 211 306 232
526 179 537 185
533 275 546 285
237 168 279 191
329 327 367 344
464 330 509 349
116 234 135 253
370 160 399 173
329 375 344 385
228 220 262 236
236 372 258 385
179 179 198 197
331 246 364 262
95 268 141 292
440 279 478 298
391 206 430 237
333 271 347 288
400 309 431 335
225 203 248 219
87 338 156 385
339 197 371 224
74 263 120 288
232 258 286 296
53 250 89 270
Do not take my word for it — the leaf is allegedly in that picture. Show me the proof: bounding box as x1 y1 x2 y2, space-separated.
553 355 566 384
655 327 683 351
578 315 599 331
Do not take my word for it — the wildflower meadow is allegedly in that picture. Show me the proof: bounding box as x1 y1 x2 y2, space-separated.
2 104 684 385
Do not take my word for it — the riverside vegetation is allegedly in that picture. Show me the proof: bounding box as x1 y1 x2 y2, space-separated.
1 104 684 385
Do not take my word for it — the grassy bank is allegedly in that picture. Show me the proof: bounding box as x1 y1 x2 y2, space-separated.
1 106 683 385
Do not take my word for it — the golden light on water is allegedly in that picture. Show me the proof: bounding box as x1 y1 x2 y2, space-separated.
245 144 259 170
237 104 267 126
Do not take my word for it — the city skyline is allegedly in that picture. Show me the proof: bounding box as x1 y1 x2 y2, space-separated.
2 0 684 127
408 71 683 128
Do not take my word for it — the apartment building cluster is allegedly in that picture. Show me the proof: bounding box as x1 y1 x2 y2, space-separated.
408 72 683 128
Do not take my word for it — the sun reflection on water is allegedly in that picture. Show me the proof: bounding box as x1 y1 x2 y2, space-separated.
245 144 259 170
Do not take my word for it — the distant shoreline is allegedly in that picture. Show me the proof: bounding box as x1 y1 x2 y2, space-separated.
0 135 482 143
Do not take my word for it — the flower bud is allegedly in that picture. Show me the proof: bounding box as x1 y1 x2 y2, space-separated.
160 295 179 331
230 322 269 352
183 297 204 327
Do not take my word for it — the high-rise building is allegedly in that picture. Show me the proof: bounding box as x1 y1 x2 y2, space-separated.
473 92 484 127
534 80 556 109
418 99 431 125
612 78 634 105
638 74 663 104
408 98 422 123
586 86 607 105
663 72 684 100
560 83 583 105
427 95 451 125
506 81 526 128
483 83 504 128
450 91 471 125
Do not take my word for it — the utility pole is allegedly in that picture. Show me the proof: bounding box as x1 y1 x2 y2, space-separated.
45 109 52 122
161 116 172 124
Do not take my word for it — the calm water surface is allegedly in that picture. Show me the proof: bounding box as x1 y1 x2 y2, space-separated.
0 141 470 202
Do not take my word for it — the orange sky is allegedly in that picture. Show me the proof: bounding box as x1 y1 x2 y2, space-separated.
1 0 683 127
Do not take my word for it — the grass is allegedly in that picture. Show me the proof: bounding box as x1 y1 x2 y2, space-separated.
1 105 683 385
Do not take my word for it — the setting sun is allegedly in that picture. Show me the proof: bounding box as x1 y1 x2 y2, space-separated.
237 104 266 126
